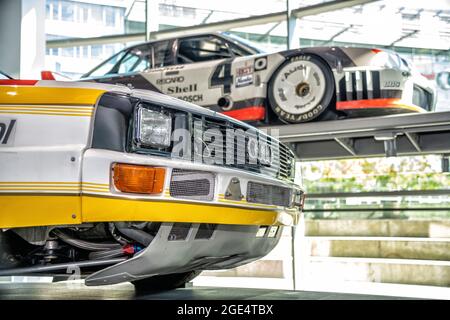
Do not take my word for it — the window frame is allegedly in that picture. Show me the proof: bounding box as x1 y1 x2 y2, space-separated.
81 49 127 78
174 35 239 65
82 40 174 78
113 44 153 75
152 39 175 68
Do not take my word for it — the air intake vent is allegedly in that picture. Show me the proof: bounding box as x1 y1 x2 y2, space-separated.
170 169 215 201
247 182 292 207
195 224 216 240
168 223 191 241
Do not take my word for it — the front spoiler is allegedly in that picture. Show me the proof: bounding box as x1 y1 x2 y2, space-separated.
85 223 281 286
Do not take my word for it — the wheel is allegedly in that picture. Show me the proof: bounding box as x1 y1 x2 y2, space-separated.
268 54 336 123
132 270 201 292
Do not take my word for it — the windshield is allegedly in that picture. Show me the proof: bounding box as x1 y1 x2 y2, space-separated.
81 50 127 78
221 32 266 54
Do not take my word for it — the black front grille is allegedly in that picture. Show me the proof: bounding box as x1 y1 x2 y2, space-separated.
189 114 295 181
247 182 292 207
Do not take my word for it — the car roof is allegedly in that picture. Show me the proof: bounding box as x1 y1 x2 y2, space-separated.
125 31 224 49
114 32 260 54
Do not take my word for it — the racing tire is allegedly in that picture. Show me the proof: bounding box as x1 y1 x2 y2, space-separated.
268 53 336 123
132 270 201 292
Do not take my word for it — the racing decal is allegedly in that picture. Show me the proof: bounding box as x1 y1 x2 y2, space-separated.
152 65 185 73
0 180 152 194
156 76 184 85
0 118 16 146
280 47 356 69
254 57 268 71
235 66 254 88
209 60 234 94
167 84 197 94
222 106 265 121
384 81 401 88
0 105 94 117
177 94 203 103
336 70 402 102
274 104 324 123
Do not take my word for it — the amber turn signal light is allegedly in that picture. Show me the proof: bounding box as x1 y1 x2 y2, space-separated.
112 163 165 194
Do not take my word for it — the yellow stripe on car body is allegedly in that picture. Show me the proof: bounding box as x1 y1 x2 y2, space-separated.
0 86 106 105
0 193 283 228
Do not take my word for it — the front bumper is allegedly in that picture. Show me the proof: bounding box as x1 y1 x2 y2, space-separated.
81 149 302 227
85 223 282 286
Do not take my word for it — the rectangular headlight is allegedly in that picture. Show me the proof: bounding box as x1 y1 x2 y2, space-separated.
137 107 172 148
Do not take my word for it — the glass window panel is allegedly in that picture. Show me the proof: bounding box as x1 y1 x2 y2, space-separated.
62 47 74 57
90 45 103 58
177 36 231 64
46 2 51 19
105 7 115 27
82 46 89 58
61 1 74 22
153 41 171 67
83 50 126 77
52 0 59 20
91 5 103 24
118 45 152 73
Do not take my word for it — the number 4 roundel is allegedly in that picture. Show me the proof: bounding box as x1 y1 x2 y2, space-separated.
210 60 233 94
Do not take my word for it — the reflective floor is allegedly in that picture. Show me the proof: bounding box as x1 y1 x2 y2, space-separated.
0 282 412 300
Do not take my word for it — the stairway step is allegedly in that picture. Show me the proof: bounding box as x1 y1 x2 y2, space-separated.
306 237 450 260
298 280 450 300
201 259 286 278
305 220 450 237
301 257 450 287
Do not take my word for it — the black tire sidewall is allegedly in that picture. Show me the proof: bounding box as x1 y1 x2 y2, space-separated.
268 54 335 124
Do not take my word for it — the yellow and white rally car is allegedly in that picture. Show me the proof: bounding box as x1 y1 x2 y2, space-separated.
0 79 303 290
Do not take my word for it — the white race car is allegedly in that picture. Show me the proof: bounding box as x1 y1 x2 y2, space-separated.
0 79 302 290
81 32 436 124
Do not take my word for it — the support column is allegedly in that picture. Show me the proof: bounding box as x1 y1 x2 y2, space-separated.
145 0 160 41
286 0 300 49
0 0 45 78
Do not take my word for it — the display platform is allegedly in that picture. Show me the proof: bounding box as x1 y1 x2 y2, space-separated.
0 282 414 300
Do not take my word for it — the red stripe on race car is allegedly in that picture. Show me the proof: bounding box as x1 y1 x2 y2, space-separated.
0 80 38 86
222 106 265 121
336 98 424 113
